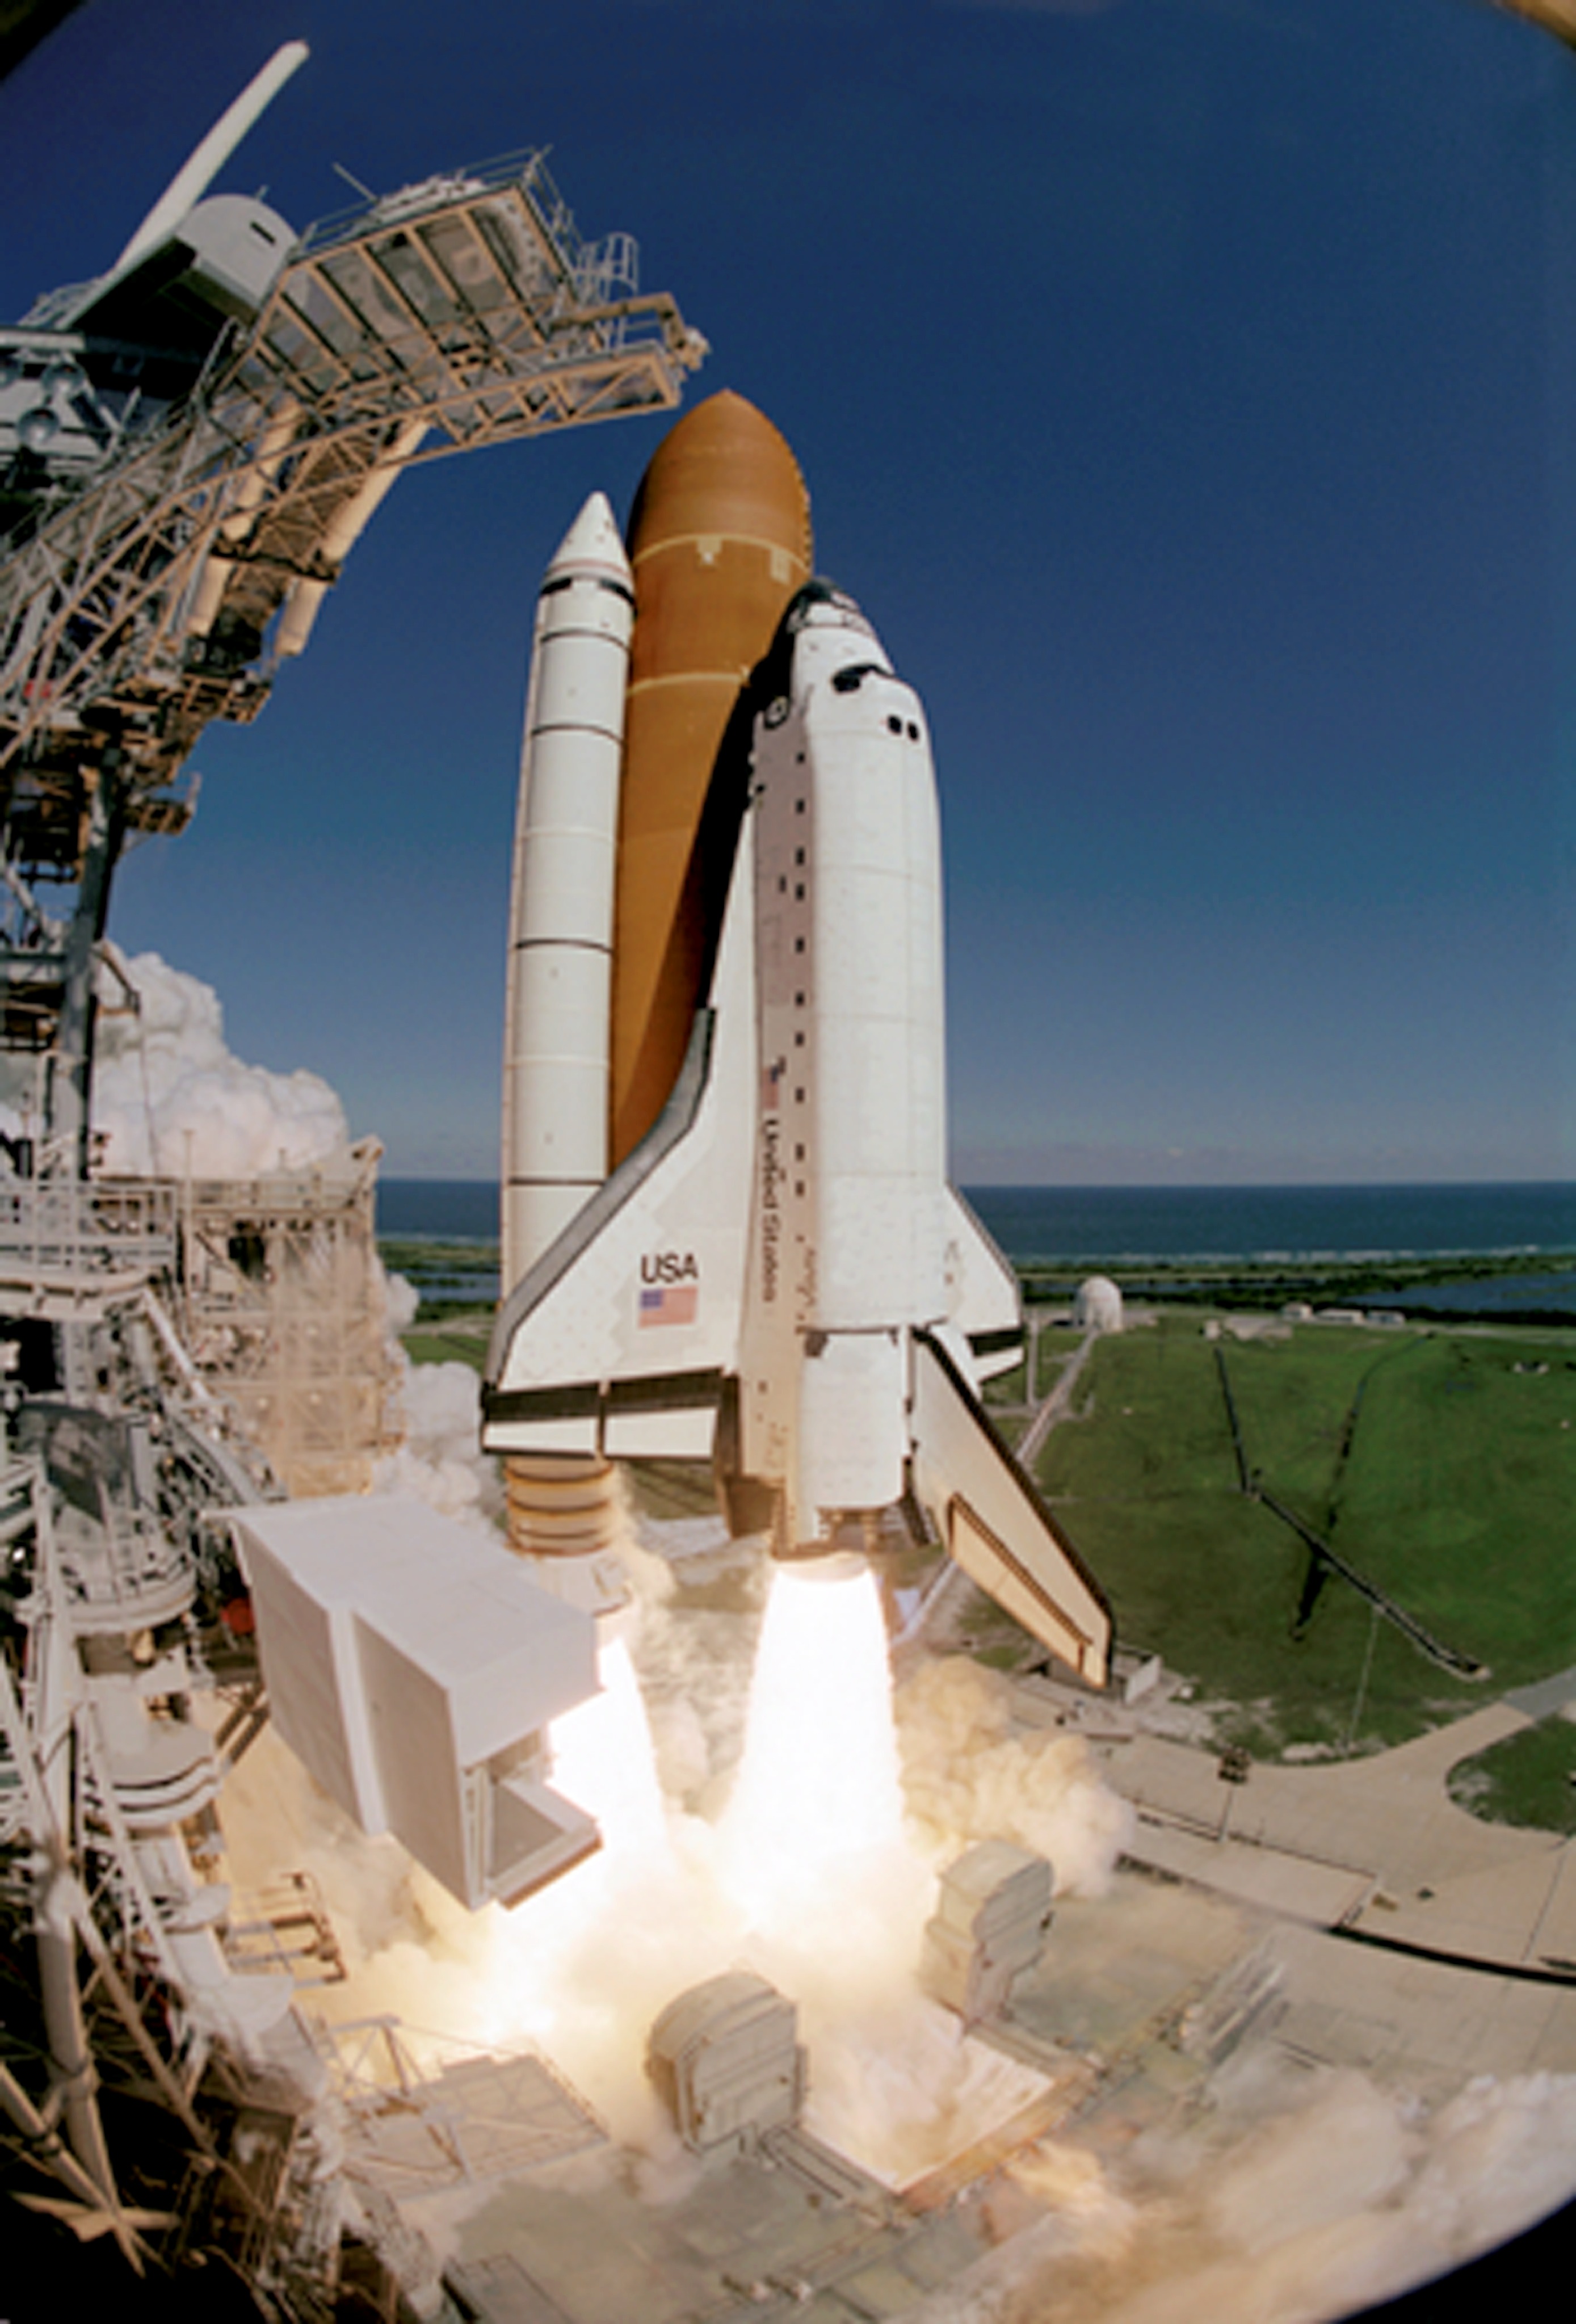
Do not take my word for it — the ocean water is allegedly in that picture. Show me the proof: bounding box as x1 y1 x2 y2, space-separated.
961 1183 1576 1322
380 1178 1573 1260
379 1179 501 1240
960 1182 1575 1265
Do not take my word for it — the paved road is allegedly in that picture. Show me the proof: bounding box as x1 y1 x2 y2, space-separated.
1014 1326 1098 1468
1079 1688 1576 1977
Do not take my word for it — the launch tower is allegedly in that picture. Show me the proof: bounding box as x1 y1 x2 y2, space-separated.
0 44 703 2305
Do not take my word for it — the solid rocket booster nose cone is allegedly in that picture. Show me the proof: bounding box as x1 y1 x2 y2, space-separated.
611 392 814 1164
548 489 632 585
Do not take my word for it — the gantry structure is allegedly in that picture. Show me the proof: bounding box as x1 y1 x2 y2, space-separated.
173 1140 400 1499
0 143 702 1165
0 67 700 2292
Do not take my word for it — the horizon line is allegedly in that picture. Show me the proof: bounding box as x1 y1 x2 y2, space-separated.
376 1172 1573 1190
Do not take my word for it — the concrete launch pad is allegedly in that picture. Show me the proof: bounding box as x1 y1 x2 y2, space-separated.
251 1532 1575 2324
339 1856 1569 2324
381 1854 1576 2324
442 2135 985 2324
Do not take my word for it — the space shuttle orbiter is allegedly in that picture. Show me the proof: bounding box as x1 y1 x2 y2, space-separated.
483 394 1111 1688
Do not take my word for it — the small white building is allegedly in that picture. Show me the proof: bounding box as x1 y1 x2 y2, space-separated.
1074 1275 1124 1334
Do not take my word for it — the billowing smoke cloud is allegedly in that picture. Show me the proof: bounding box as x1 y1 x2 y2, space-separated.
375 1354 505 1535
220 1532 1065 2180
218 1484 1576 2321
0 947 352 1176
226 1522 1576 2317
898 1655 1134 1896
216 1489 1123 2187
904 2057 1576 2324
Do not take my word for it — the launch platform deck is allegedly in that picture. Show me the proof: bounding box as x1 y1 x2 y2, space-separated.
412 1826 1576 2324
441 2132 987 2324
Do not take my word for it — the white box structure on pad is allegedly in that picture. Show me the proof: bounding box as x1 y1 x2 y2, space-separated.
234 1495 600 1910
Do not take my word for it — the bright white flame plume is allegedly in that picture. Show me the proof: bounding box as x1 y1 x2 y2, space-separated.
549 1632 670 1863
718 1556 910 1926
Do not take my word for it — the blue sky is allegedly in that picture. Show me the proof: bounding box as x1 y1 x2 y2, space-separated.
3 0 1571 1182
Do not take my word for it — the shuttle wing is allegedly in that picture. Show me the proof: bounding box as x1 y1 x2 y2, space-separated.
909 1329 1111 1687
483 840 757 1462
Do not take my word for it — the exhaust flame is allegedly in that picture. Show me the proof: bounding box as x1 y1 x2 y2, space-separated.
549 1632 670 1861
718 1555 909 1926
222 1490 1102 2170
471 1546 947 2149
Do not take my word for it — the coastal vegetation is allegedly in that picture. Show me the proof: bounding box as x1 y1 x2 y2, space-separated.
382 1233 496 1365
1015 1247 1575 1325
380 1235 498 1321
400 1324 490 1372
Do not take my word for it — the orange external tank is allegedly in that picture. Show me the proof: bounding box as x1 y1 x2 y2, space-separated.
610 390 812 1163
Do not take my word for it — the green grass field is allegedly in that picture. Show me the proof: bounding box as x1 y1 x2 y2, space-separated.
401 1323 490 1373
1034 1316 1576 1757
1447 1717 1576 1836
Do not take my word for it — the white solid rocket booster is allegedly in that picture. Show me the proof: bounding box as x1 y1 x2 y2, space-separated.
502 493 635 1287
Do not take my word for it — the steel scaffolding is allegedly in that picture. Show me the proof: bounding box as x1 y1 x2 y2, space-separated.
168 1140 400 1498
0 149 702 1153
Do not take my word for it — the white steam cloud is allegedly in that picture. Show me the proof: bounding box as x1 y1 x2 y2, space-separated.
0 947 352 1176
906 2058 1576 2324
216 1401 1576 2322
898 1655 1135 1897
222 1519 1576 2324
375 1354 505 1535
220 1538 1078 2181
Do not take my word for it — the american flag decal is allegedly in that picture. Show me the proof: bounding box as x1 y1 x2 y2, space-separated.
640 1284 698 1327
